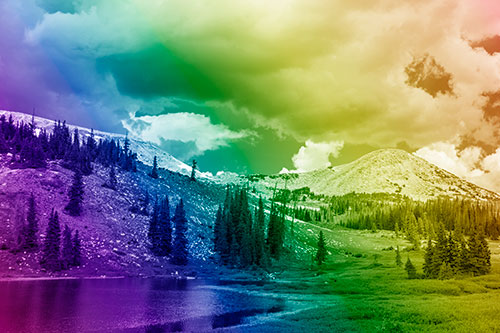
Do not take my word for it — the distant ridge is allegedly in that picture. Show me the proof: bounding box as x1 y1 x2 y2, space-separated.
255 149 500 201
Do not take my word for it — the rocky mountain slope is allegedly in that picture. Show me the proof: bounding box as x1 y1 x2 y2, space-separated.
0 154 224 278
250 149 500 201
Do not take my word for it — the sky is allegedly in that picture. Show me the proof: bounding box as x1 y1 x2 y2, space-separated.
2 0 500 191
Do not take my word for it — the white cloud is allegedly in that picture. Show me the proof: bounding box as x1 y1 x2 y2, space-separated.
122 112 250 159
414 141 500 193
290 140 344 173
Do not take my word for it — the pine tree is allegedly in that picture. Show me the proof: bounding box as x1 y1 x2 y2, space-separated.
438 262 453 280
253 197 266 267
24 193 38 251
172 200 188 265
423 239 436 278
61 225 73 270
395 245 402 267
405 257 417 279
150 156 159 179
315 230 327 266
65 170 84 216
214 205 224 253
157 196 172 256
103 166 117 190
190 159 197 181
71 230 82 267
148 199 160 251
41 209 61 271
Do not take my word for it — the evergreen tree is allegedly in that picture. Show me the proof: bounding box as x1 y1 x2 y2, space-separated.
423 239 436 278
315 230 327 266
71 230 82 267
150 156 159 179
41 209 61 271
148 198 160 250
395 245 402 267
61 225 73 270
253 197 266 267
103 165 117 190
172 200 188 265
190 159 197 181
214 205 224 253
438 262 454 280
65 170 84 216
157 196 172 256
24 193 38 251
405 257 417 279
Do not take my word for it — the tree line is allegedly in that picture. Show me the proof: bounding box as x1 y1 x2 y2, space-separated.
213 188 286 268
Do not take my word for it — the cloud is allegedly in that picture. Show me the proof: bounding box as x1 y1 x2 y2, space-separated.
6 0 500 173
122 112 251 160
414 141 500 193
288 140 344 173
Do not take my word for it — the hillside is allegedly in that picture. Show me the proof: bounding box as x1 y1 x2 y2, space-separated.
249 149 500 201
0 155 224 278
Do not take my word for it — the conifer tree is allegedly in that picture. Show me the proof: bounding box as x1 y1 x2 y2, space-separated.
423 239 436 278
65 170 84 216
253 197 266 267
41 209 61 271
315 230 327 266
157 196 172 256
24 193 38 251
172 200 188 265
214 205 224 253
190 159 197 181
148 198 160 250
72 230 82 267
395 245 402 267
104 165 118 190
61 225 73 270
405 256 417 279
150 156 159 179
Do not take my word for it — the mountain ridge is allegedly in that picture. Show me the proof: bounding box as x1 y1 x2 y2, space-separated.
253 148 500 201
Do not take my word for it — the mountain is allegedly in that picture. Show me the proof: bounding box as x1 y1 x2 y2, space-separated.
0 110 215 180
250 149 500 201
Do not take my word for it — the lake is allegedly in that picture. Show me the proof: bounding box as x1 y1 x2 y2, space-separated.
0 278 286 332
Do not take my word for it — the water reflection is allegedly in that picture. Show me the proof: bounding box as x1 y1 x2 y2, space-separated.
0 278 284 332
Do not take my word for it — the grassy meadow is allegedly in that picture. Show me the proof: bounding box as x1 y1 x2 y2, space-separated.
241 220 500 332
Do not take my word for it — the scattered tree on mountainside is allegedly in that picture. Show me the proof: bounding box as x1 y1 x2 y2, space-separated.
41 209 61 272
190 159 197 181
148 197 159 247
24 193 38 251
150 156 159 179
315 231 327 266
61 225 73 270
103 165 118 190
157 196 172 256
172 200 188 266
148 196 173 257
65 170 84 216
72 230 82 267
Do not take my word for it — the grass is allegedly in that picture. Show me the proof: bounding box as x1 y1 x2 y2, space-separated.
243 221 500 332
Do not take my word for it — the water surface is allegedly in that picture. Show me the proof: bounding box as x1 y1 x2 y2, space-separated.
0 278 285 332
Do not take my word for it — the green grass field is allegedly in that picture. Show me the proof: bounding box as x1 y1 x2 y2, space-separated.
244 220 500 332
